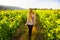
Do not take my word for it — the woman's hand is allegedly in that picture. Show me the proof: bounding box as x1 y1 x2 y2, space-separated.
25 23 27 25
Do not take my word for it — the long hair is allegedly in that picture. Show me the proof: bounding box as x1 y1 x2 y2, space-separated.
27 9 33 22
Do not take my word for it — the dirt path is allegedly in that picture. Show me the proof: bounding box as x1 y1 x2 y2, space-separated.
18 26 37 40
32 26 37 40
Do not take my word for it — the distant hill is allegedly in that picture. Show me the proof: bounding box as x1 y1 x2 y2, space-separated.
0 5 24 10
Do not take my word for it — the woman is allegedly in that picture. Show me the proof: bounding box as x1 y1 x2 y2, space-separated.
25 8 36 40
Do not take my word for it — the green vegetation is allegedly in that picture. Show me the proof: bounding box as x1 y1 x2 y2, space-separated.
36 10 60 40
0 10 60 40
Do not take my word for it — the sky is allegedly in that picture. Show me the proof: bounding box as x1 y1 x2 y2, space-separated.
0 0 60 9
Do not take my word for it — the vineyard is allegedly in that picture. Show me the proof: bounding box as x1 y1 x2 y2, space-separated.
0 10 60 40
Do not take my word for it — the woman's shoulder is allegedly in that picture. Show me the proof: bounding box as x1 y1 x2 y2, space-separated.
31 14 35 17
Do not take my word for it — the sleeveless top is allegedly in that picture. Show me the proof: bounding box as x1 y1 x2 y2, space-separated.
26 14 35 25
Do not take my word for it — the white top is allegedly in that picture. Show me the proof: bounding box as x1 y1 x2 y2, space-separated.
26 14 35 25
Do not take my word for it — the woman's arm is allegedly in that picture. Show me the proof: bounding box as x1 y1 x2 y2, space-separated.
26 13 29 23
25 14 28 25
34 14 36 26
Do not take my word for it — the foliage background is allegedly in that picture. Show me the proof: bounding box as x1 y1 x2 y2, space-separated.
0 10 60 40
